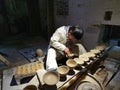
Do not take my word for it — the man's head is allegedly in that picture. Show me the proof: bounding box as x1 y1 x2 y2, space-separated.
68 26 84 42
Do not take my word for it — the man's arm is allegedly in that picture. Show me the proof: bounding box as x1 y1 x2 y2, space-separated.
50 27 66 51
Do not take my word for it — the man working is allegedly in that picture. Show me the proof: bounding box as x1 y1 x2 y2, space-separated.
46 26 86 71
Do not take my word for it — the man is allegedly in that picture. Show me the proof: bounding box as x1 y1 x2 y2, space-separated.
46 26 86 71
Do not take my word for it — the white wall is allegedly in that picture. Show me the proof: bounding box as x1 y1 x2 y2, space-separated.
54 0 120 50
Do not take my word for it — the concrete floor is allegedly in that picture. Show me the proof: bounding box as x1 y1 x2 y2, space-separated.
0 35 48 90
105 70 120 90
101 59 120 90
0 36 48 77
104 46 120 90
0 35 48 65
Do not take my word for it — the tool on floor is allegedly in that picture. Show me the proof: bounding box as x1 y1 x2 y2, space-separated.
0 54 11 66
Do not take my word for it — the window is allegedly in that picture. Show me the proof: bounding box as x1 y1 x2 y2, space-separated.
104 11 113 21
101 25 120 46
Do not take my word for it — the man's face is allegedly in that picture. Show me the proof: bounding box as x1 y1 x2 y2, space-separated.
68 32 76 42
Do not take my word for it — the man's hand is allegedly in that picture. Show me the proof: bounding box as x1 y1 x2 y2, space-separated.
64 47 71 55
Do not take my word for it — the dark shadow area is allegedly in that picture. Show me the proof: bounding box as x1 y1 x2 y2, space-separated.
10 75 34 86
42 84 57 90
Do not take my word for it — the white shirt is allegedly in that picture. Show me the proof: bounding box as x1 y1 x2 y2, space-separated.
50 26 70 51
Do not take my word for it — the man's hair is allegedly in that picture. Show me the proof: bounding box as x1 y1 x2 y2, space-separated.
69 26 84 40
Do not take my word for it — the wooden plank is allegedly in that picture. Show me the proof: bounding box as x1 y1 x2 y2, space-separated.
0 54 11 66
